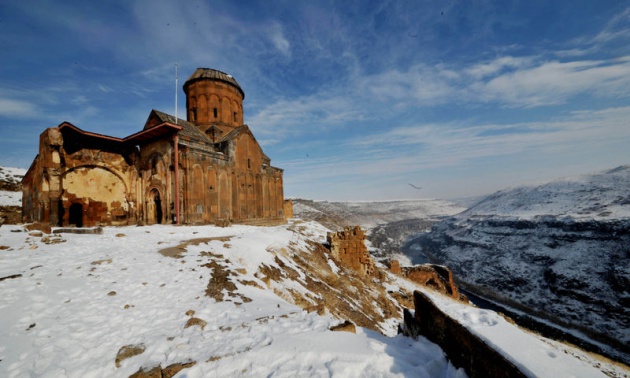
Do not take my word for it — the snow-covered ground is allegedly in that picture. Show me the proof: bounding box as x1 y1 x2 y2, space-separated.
0 191 21 207
1 221 624 377
0 222 463 377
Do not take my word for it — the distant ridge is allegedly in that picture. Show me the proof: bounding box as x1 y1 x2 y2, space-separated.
465 165 630 219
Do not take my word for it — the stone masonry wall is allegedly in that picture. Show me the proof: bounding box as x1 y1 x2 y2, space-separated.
402 291 527 378
326 226 375 277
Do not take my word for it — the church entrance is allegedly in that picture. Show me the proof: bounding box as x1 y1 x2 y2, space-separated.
69 203 83 227
148 189 163 224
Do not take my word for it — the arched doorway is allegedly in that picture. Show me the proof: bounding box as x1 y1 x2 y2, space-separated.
69 203 83 227
148 188 163 224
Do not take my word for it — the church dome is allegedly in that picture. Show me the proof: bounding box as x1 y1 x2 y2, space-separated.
184 68 244 99
183 68 245 132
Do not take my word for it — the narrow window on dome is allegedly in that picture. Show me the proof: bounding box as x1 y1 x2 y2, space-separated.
213 108 218 118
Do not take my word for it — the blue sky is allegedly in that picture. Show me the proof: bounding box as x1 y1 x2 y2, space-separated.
1 1 629 200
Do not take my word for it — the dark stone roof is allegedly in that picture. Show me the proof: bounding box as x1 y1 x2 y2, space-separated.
184 68 245 99
219 125 269 161
150 109 212 144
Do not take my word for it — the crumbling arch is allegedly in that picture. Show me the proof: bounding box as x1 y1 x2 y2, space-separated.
61 165 128 227
62 165 129 194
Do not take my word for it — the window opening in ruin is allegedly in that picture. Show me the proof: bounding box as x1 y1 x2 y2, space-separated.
213 108 218 118
233 112 237 122
196 204 203 214
247 158 251 169
191 108 197 122
69 203 83 227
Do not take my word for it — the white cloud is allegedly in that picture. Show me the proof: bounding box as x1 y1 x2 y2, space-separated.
0 98 38 118
353 65 455 106
465 56 534 79
477 57 630 107
71 95 89 105
351 54 630 109
269 22 291 57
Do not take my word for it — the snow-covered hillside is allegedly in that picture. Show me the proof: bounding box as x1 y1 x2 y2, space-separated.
413 166 630 365
0 221 620 377
293 198 465 230
293 199 466 264
0 166 25 207
466 165 630 220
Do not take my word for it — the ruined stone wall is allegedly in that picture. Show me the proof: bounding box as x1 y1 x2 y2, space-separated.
283 199 294 219
22 129 64 224
389 261 463 301
59 137 136 227
23 128 138 227
402 291 527 378
327 226 375 277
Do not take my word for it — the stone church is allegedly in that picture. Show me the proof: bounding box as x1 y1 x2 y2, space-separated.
22 68 291 227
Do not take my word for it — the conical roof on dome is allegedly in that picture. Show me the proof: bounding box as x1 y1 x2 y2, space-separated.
183 68 245 99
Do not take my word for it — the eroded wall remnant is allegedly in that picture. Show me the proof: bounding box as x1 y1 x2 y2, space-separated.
389 260 466 301
325 227 467 301
22 68 292 228
326 226 376 277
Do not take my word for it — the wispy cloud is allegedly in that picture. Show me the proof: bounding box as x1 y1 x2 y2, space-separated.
591 6 630 44
476 57 630 107
352 106 630 167
248 89 367 139
279 105 630 198
251 54 630 148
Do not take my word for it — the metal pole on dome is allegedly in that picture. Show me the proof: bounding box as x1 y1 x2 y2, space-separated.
175 63 178 124
174 63 181 225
